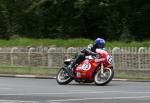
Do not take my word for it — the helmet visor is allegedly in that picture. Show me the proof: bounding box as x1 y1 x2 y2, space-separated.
96 43 105 48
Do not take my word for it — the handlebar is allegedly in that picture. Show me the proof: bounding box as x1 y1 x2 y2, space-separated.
92 53 101 59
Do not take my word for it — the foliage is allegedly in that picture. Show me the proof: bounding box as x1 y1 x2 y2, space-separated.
0 38 149 47
0 0 150 41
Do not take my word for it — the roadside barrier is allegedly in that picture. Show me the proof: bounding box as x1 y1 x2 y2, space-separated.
0 47 149 70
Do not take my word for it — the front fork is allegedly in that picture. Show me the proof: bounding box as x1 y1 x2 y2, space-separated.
101 63 104 74
100 63 112 73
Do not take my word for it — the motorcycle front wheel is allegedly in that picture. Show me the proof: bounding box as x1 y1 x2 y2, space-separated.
94 67 114 86
56 68 73 85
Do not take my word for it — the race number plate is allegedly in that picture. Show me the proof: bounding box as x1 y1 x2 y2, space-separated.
82 64 91 70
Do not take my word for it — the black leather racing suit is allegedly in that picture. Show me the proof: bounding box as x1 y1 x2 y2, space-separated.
69 44 99 69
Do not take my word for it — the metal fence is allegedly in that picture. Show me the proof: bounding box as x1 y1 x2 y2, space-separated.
0 47 149 70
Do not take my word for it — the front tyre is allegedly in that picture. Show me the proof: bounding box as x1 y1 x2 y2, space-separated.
94 67 114 86
56 68 73 85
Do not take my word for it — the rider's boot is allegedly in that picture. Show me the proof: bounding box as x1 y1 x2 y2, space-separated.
66 63 74 77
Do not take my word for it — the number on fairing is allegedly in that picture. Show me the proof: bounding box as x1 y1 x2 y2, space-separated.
82 64 91 70
107 55 112 64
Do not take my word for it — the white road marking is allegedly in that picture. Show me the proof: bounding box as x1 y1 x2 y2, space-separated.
19 100 40 103
51 96 150 102
0 100 40 103
0 91 150 96
0 91 122 95
0 88 12 90
0 91 150 103
0 100 18 103
50 102 62 103
0 100 12 101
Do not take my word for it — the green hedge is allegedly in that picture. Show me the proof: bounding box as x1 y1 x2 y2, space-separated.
0 38 149 47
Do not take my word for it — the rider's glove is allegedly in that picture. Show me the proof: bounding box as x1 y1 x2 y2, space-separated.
95 54 101 58
93 53 101 58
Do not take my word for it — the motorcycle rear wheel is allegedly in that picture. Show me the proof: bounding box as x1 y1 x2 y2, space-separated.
94 67 114 86
56 68 73 85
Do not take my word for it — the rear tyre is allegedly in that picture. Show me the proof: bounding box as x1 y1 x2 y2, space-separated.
94 67 114 86
56 68 73 85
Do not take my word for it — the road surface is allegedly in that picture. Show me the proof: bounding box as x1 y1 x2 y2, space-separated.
0 77 150 103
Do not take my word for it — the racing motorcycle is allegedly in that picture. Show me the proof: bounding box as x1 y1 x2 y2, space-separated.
56 49 114 86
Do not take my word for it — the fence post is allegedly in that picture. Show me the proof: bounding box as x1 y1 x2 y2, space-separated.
48 48 56 68
10 47 18 66
138 47 145 69
28 47 35 67
67 47 76 59
149 47 150 68
112 47 120 69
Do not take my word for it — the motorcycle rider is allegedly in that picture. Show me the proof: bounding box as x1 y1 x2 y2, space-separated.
66 38 106 77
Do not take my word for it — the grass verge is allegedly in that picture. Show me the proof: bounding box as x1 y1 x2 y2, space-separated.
0 66 58 76
0 38 150 47
115 70 150 80
0 66 150 80
0 38 92 47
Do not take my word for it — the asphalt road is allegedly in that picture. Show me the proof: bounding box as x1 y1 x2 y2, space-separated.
0 77 150 103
